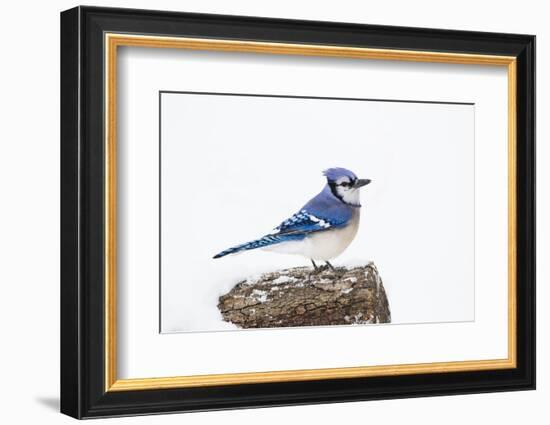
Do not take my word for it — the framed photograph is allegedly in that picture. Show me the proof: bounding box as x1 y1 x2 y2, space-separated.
60 6 535 419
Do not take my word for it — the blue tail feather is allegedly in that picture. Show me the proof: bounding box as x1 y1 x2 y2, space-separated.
213 233 304 259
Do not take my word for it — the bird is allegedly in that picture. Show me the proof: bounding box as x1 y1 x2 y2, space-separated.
213 167 371 271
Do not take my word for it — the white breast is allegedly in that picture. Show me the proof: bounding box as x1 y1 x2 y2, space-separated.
304 209 360 260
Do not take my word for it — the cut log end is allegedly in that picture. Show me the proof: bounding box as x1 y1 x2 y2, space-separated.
218 262 391 329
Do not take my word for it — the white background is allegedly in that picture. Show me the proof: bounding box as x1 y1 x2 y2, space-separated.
0 0 546 424
161 93 475 332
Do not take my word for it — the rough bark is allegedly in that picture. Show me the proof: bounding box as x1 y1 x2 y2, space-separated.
218 262 391 329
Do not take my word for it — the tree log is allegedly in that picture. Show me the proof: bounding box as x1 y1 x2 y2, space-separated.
218 262 391 329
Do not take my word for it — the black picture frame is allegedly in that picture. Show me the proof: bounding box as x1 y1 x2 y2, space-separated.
61 5 535 419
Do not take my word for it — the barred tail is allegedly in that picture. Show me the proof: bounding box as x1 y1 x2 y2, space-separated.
213 233 303 259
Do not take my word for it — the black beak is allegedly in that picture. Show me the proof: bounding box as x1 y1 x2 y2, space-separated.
353 178 371 188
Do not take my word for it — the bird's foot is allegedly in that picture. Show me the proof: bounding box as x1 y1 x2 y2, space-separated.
309 261 347 279
309 265 327 278
308 260 329 280
309 260 347 280
324 261 346 279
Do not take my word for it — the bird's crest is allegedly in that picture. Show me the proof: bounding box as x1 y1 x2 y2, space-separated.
323 167 357 182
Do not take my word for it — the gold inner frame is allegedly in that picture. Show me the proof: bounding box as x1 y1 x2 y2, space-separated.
104 33 517 392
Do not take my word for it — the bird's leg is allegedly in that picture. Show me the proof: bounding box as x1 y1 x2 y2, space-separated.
325 261 344 279
309 259 324 279
325 261 336 271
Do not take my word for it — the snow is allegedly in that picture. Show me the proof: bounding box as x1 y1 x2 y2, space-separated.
252 289 269 303
272 275 297 285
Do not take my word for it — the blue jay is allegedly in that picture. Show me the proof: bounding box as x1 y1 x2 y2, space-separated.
213 168 371 270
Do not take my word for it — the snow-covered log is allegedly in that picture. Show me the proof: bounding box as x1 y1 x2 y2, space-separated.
218 262 391 329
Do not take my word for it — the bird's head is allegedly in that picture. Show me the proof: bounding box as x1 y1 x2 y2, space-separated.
323 167 371 207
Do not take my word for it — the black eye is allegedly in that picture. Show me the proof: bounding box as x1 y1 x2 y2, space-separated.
340 181 350 187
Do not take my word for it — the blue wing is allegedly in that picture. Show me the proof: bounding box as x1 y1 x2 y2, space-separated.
273 208 350 236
